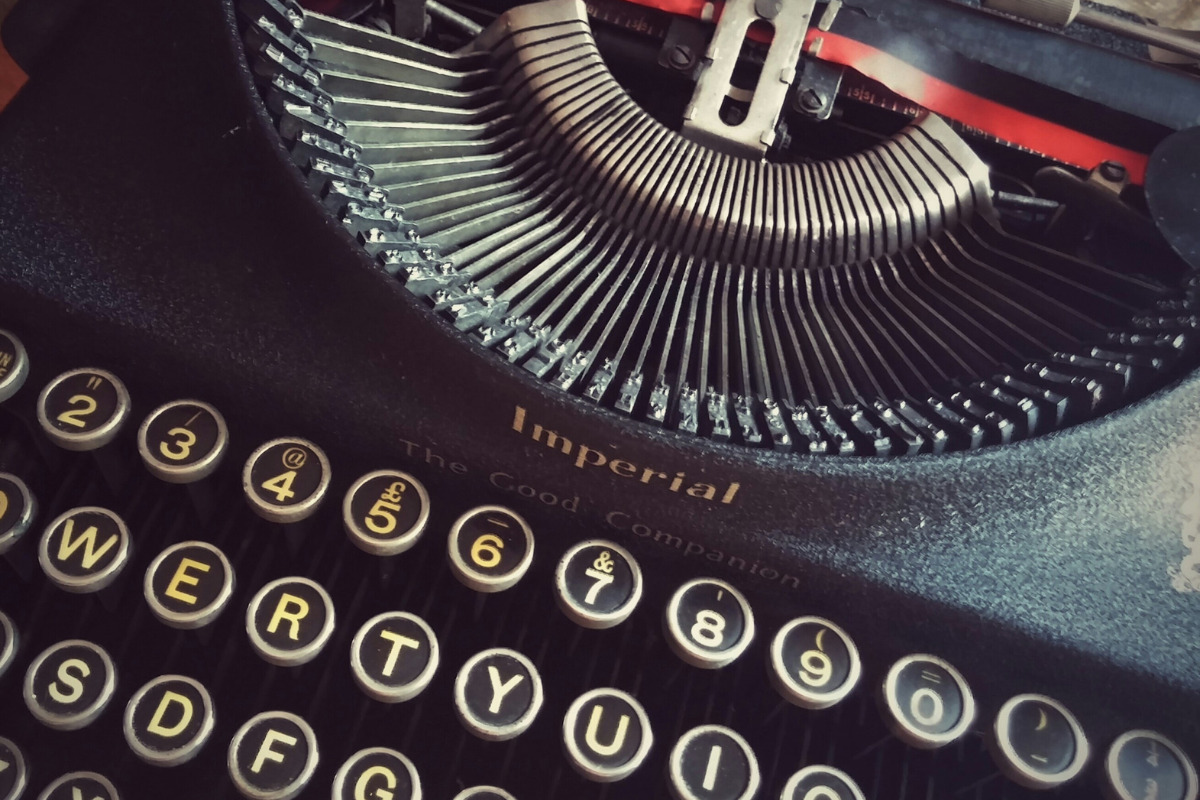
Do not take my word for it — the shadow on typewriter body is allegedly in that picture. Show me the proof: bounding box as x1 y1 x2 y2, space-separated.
1 0 1199 798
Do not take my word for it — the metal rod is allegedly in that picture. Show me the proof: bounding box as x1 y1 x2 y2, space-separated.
427 0 484 36
1075 7 1200 61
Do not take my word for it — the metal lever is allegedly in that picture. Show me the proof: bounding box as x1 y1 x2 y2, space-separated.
682 0 817 158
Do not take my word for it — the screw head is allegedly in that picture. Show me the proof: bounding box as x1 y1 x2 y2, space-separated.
755 0 782 19
668 44 694 70
799 88 824 112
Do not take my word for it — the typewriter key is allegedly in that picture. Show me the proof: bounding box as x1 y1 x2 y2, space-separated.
246 577 335 667
1104 730 1197 800
23 639 116 731
137 400 229 483
36 772 119 800
668 725 760 800
880 654 975 749
144 541 235 629
332 747 421 800
0 474 35 556
343 470 430 556
779 765 865 800
454 648 543 741
0 330 29 403
350 611 439 703
554 540 642 629
243 437 331 523
123 674 215 766
36 368 130 451
447 506 534 593
37 507 131 593
562 688 654 783
768 616 861 710
452 788 517 800
990 693 1090 789
0 737 27 800
664 578 755 669
0 611 16 680
228 711 318 800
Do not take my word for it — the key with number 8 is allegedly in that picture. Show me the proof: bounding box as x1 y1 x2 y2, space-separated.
664 578 755 669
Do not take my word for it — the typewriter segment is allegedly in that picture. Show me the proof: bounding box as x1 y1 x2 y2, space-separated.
2 0 1200 795
2 333 1197 799
240 0 1200 455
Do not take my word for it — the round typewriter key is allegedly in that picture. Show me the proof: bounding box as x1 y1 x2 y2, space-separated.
447 505 534 593
769 616 861 710
991 693 1089 789
343 470 430 556
1104 730 1197 800
454 648 543 741
452 788 517 800
123 674 215 766
137 400 229 483
36 772 119 800
38 507 130 593
0 611 17 680
228 711 318 800
0 330 29 403
780 765 865 800
0 473 36 555
37 368 130 451
332 747 421 800
881 654 975 749
554 540 642 629
246 577 335 667
664 578 755 669
350 611 438 703
0 737 28 800
243 438 331 523
144 541 235 629
562 688 653 783
668 725 760 800
23 639 116 731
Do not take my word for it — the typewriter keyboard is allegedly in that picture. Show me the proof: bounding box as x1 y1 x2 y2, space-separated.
0 326 1196 800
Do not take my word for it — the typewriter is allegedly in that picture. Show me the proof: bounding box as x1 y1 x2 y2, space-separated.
0 0 1198 796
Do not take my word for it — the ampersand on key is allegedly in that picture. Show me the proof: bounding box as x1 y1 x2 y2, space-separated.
592 550 614 574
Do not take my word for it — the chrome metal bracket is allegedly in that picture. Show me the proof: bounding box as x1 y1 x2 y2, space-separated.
682 0 817 158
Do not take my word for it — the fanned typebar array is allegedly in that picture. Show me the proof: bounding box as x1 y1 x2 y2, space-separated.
239 0 1200 454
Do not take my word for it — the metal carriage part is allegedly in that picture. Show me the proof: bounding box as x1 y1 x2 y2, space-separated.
236 0 1199 455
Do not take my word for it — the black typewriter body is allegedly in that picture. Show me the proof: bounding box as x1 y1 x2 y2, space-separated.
0 0 1199 798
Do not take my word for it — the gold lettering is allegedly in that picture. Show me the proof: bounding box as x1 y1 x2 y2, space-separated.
531 425 572 455
355 766 397 800
639 467 667 484
147 690 194 738
574 445 606 469
377 630 420 677
251 729 297 773
584 704 630 756
48 658 89 703
266 593 309 640
56 518 118 569
165 558 211 605
510 405 748 506
608 459 636 478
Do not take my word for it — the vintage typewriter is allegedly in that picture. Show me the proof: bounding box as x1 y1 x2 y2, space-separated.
0 0 1198 796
